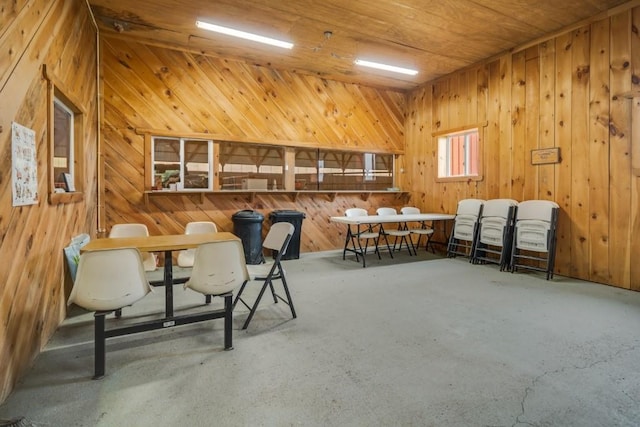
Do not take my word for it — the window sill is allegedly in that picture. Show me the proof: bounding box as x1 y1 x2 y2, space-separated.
143 189 409 205
49 191 84 205
435 175 483 183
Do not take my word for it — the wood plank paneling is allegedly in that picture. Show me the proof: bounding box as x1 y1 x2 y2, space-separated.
609 11 632 288
405 7 640 288
588 19 610 284
631 7 640 291
554 32 573 277
570 25 591 280
0 0 98 403
101 38 406 252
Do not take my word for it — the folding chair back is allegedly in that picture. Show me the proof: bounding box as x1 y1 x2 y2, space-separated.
510 200 560 280
447 199 484 259
472 199 518 270
376 207 397 216
263 222 294 252
233 222 297 329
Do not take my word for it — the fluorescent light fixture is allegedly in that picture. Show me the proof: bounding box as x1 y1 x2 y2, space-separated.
354 59 418 76
196 20 293 49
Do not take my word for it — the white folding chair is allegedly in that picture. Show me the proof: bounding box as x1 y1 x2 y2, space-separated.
376 207 413 256
233 222 297 329
447 199 484 260
177 221 218 267
510 200 559 280
68 247 152 378
342 208 386 267
401 207 435 253
471 199 518 270
109 223 157 271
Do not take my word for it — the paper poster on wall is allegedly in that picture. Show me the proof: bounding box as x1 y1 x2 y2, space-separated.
11 122 39 206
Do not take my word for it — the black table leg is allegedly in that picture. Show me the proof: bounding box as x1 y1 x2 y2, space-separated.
164 250 173 317
94 313 106 379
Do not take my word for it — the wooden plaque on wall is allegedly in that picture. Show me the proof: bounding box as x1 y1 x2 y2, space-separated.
531 147 561 165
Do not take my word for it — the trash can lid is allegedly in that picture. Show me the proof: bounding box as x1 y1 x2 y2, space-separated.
232 209 265 220
270 210 306 218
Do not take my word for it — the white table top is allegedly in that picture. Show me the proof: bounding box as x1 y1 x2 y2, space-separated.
330 213 455 225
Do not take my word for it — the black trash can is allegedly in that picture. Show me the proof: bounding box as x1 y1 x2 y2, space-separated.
232 210 265 264
269 210 306 260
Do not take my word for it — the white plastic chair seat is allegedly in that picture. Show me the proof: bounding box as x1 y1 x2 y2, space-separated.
184 240 248 296
69 248 152 312
358 231 379 239
385 229 411 237
410 228 434 236
247 262 285 280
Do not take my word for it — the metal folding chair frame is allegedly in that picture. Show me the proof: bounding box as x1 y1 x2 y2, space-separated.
233 231 297 329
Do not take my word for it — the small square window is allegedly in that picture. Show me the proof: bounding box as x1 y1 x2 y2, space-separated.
437 128 482 181
151 137 213 190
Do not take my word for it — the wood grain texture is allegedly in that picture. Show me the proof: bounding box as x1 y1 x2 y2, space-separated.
0 0 98 403
404 7 640 288
609 11 632 288
101 38 407 254
84 0 630 90
631 7 640 291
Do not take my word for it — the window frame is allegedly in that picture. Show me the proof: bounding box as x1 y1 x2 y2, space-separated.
142 130 399 192
150 136 214 191
44 66 85 204
434 124 484 183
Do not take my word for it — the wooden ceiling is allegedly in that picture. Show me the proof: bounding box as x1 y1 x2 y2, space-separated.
88 0 630 90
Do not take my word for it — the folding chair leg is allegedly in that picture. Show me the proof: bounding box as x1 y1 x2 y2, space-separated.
381 233 393 258
279 274 297 319
269 281 278 303
241 280 272 330
232 280 249 311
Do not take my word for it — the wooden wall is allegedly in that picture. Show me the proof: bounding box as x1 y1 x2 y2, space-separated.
403 6 640 290
101 38 407 250
0 0 98 403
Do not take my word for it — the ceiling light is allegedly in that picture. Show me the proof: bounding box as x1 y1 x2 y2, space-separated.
354 59 418 76
196 20 293 49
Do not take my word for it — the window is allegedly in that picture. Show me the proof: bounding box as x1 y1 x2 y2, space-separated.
53 98 75 191
143 132 397 192
45 64 85 204
437 128 481 180
218 142 283 190
294 149 393 191
151 137 213 190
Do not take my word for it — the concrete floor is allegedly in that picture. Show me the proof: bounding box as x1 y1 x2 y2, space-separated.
1 249 640 426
